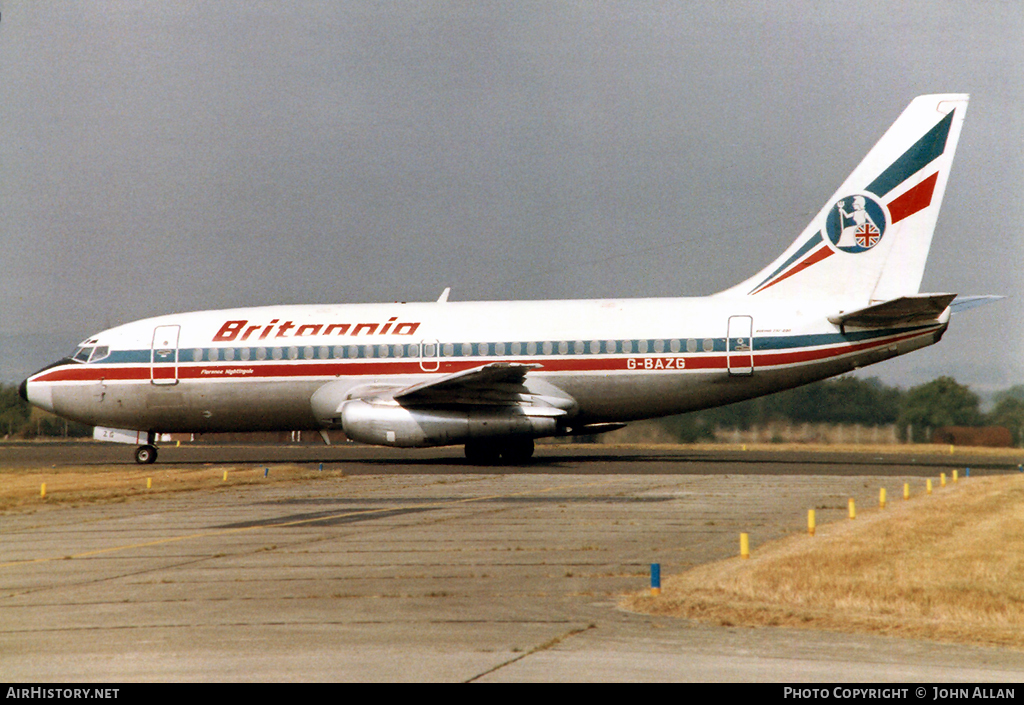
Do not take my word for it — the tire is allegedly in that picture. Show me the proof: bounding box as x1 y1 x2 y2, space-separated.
500 437 535 464
464 440 501 465
135 445 158 465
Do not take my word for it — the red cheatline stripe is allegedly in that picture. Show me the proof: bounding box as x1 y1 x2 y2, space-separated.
753 245 834 294
31 329 936 384
886 172 938 224
754 329 929 367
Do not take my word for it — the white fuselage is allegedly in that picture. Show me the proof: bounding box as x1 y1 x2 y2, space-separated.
23 295 947 439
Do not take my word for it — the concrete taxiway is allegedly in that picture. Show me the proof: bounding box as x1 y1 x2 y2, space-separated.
2 444 1023 682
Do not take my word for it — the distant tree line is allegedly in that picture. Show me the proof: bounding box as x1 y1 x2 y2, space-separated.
656 376 1024 446
3 377 1024 445
0 384 91 439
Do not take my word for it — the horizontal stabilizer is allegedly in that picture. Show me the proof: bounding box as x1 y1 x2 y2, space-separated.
949 294 1004 314
828 293 956 329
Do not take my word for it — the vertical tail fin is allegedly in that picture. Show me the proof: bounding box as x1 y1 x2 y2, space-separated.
717 94 968 302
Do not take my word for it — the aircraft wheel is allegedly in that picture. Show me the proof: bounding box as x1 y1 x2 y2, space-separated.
135 445 158 465
464 440 501 465
500 437 535 464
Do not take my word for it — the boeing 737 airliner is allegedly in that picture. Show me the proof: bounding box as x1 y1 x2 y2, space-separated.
21 94 992 464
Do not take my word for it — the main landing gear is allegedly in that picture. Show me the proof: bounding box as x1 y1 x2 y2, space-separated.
464 437 535 465
134 431 158 464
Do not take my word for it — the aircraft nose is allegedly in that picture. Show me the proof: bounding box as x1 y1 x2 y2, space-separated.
20 364 59 413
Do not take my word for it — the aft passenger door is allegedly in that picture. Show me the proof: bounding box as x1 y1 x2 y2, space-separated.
727 316 753 376
151 325 180 385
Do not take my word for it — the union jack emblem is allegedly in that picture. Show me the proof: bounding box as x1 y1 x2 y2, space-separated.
855 223 881 248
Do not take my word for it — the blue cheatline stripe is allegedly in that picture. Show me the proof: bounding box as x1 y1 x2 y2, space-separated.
866 110 954 198
81 324 938 370
749 232 824 293
755 324 933 351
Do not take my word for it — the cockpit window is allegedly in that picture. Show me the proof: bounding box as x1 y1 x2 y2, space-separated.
70 345 110 363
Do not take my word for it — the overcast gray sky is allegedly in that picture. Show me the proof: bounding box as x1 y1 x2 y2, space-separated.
1 1 1021 394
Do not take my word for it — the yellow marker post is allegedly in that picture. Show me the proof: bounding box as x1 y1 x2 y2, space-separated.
941 473 946 488
147 477 152 490
740 533 750 559
223 470 228 482
904 483 910 500
879 487 886 509
950 444 955 454
808 509 816 536
953 469 958 483
848 498 856 520
927 478 933 495
40 483 46 499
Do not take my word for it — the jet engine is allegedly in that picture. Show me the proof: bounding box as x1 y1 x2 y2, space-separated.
337 399 559 448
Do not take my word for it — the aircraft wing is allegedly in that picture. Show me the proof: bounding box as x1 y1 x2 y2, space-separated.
393 361 577 414
393 362 544 407
828 293 957 328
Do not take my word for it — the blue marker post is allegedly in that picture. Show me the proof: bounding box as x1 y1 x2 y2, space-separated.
264 467 269 478
651 563 661 596
319 463 323 472
966 467 971 478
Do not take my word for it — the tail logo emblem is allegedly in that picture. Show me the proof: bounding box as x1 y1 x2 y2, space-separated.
826 194 888 253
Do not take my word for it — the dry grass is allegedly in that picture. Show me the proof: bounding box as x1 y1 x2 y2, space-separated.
0 464 327 512
623 473 1024 649
601 441 1024 459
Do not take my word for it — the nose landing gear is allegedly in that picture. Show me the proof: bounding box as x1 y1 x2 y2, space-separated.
134 431 159 464
134 444 158 464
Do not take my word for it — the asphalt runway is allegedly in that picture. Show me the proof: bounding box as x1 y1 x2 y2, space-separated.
3 443 1024 682
5 439 1022 475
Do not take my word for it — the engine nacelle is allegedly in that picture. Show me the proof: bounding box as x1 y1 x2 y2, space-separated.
339 400 559 448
